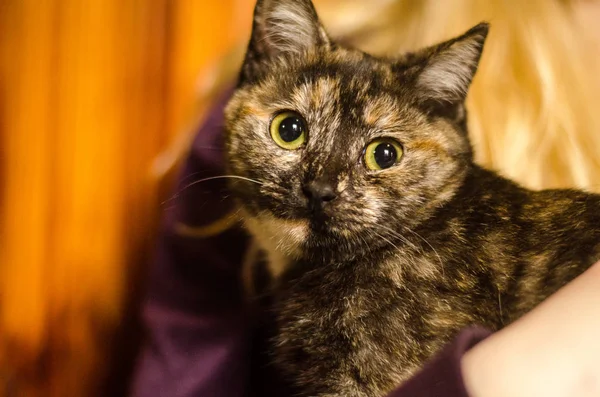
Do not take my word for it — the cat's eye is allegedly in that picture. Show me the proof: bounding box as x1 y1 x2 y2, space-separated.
364 139 403 170
270 111 307 150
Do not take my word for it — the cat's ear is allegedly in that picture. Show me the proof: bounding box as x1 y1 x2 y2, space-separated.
414 23 489 106
239 0 331 84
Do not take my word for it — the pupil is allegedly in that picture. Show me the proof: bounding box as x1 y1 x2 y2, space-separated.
374 143 397 168
279 116 304 142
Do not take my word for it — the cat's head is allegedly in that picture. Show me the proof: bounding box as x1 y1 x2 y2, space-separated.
224 0 487 261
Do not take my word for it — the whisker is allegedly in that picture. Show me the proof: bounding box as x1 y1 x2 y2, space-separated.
372 230 401 253
377 224 419 252
498 287 504 326
404 227 445 277
377 224 445 277
176 170 213 186
182 175 264 190
162 175 264 206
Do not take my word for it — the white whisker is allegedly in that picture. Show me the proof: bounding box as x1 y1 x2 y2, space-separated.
372 230 401 252
377 224 419 252
404 227 445 277
376 224 445 277
163 175 264 205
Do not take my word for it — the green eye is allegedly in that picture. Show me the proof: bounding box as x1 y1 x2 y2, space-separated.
270 111 307 150
364 139 403 170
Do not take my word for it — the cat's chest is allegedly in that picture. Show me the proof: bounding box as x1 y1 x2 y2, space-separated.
275 254 447 337
272 255 462 393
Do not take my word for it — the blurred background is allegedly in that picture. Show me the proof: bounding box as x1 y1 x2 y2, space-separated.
0 1 254 395
1 0 600 396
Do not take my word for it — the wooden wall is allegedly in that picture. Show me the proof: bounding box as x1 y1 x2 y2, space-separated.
0 1 253 395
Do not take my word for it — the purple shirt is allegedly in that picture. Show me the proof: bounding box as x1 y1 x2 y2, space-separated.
130 91 490 397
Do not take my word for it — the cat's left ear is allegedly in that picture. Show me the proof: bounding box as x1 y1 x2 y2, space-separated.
239 0 331 84
413 23 489 107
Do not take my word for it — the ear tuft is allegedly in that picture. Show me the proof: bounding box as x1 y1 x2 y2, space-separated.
240 0 330 83
416 23 489 105
258 0 327 55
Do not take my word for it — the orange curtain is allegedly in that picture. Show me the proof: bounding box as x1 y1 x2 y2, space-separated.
0 1 253 395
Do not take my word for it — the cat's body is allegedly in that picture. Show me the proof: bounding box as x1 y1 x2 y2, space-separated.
271 165 600 396
223 0 600 395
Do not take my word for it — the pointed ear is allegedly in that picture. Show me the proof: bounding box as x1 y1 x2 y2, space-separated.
415 23 489 106
240 0 331 84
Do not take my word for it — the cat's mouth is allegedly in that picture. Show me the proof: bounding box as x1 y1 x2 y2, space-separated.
279 206 367 245
280 203 343 234
239 182 369 246
254 189 341 224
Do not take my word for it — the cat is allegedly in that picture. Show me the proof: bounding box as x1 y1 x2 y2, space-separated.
223 0 600 395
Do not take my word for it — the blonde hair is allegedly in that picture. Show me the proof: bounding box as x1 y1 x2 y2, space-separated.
343 0 600 191
183 0 600 192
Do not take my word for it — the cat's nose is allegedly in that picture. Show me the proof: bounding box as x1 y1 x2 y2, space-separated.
302 180 338 208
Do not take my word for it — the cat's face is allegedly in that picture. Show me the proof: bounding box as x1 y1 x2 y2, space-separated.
225 0 487 261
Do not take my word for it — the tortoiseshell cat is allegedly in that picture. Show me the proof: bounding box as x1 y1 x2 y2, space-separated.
223 0 600 395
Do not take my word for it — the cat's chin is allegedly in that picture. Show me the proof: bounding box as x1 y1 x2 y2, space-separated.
242 207 374 266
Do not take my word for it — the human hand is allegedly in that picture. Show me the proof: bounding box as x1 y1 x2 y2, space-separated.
462 261 600 397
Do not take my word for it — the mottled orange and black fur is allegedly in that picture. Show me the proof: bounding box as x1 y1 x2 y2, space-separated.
223 0 600 396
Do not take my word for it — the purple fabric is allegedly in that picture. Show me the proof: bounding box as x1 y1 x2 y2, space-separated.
130 91 490 397
131 90 251 397
391 327 490 397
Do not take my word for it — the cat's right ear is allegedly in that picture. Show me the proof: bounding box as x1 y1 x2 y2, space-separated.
239 0 331 85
